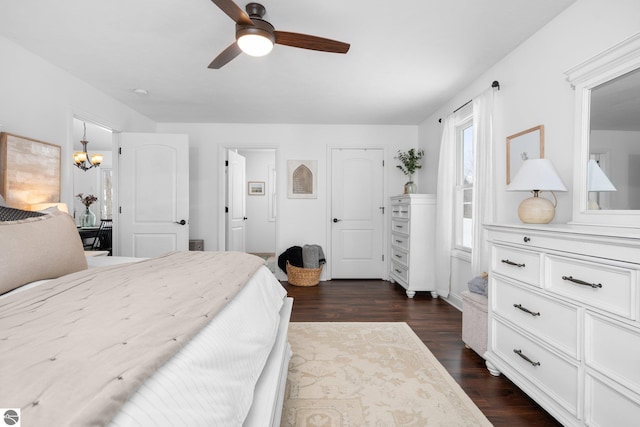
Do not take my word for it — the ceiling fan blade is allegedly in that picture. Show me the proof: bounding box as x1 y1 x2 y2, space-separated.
210 0 254 26
208 42 242 69
274 31 350 54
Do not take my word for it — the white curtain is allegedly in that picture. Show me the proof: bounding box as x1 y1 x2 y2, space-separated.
435 115 456 298
471 88 496 277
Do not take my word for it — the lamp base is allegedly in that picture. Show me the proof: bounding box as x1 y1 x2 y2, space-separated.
518 196 555 224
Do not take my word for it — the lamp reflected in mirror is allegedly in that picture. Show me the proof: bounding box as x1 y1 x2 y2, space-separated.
587 159 617 210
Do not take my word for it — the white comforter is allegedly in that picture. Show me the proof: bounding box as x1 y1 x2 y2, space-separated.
1 255 287 427
109 265 287 426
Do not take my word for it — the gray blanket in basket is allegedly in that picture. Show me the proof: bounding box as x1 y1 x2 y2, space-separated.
302 244 326 268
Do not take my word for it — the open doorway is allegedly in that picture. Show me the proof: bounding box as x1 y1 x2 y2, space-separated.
72 117 114 253
72 118 114 222
224 148 277 272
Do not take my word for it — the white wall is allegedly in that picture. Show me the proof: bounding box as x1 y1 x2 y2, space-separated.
157 123 418 279
0 35 156 208
239 149 276 253
418 0 640 305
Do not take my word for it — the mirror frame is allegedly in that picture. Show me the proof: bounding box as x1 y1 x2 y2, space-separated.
565 32 640 227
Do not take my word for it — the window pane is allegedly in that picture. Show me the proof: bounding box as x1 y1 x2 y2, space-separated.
463 201 472 219
462 126 474 185
456 120 474 250
462 187 473 247
463 187 473 203
462 218 473 248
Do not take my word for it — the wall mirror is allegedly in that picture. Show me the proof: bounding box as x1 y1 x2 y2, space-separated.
566 32 640 227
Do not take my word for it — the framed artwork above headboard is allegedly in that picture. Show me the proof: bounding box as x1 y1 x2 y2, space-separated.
0 132 61 210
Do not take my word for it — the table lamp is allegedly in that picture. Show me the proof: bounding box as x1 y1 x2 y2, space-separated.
507 159 567 224
587 159 616 209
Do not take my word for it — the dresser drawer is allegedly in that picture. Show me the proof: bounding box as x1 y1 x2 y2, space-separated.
391 204 410 219
492 319 579 416
586 313 640 394
585 373 640 427
391 247 408 267
546 255 636 319
391 233 409 251
492 244 541 287
390 261 408 284
493 278 579 358
391 218 409 235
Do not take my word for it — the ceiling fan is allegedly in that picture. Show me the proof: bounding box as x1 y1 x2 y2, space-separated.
208 0 350 69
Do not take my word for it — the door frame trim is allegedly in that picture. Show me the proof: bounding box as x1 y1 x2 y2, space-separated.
326 146 389 280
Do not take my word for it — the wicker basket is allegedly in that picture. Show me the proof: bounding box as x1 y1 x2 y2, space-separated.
286 261 323 286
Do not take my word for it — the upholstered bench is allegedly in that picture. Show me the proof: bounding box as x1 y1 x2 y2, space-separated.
461 290 488 358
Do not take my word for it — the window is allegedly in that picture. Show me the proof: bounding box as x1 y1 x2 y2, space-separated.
455 116 474 250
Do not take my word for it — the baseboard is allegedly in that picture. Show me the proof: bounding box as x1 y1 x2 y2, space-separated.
441 292 463 312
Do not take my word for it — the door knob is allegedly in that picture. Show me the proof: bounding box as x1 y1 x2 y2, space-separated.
333 218 341 223
175 219 187 225
243 217 248 220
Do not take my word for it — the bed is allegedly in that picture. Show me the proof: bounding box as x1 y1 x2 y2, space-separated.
0 208 293 427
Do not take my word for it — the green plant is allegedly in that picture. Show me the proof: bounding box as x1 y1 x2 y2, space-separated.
395 148 424 177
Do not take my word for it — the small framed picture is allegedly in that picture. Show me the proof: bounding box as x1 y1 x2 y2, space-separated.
287 160 317 199
248 181 265 195
506 125 544 184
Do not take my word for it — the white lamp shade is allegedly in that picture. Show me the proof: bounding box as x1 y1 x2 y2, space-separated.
587 159 616 191
507 159 568 192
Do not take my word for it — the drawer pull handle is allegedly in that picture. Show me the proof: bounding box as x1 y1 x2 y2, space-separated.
395 240 403 244
395 225 404 228
562 275 603 289
513 349 541 367
513 304 540 317
523 237 531 243
395 254 402 258
395 269 402 274
501 259 525 268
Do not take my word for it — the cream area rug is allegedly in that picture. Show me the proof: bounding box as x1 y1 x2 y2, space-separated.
281 322 492 427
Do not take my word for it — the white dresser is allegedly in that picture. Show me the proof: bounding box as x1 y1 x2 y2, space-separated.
389 194 437 298
485 223 640 427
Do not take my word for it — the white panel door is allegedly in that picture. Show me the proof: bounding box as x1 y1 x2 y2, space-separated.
331 148 385 278
118 133 189 257
226 150 246 252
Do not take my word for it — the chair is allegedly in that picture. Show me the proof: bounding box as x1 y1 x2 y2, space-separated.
89 219 113 255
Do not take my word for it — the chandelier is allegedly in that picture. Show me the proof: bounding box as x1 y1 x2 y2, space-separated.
73 122 103 171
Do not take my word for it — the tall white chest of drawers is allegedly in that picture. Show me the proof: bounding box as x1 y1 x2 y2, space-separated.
389 194 437 298
485 224 640 427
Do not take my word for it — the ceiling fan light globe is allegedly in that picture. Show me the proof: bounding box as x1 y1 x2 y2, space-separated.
238 33 273 57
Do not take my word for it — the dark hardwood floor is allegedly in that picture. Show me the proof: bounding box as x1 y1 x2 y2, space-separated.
282 279 562 427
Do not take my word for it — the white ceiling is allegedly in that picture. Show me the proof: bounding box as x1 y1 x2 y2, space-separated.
0 0 576 125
